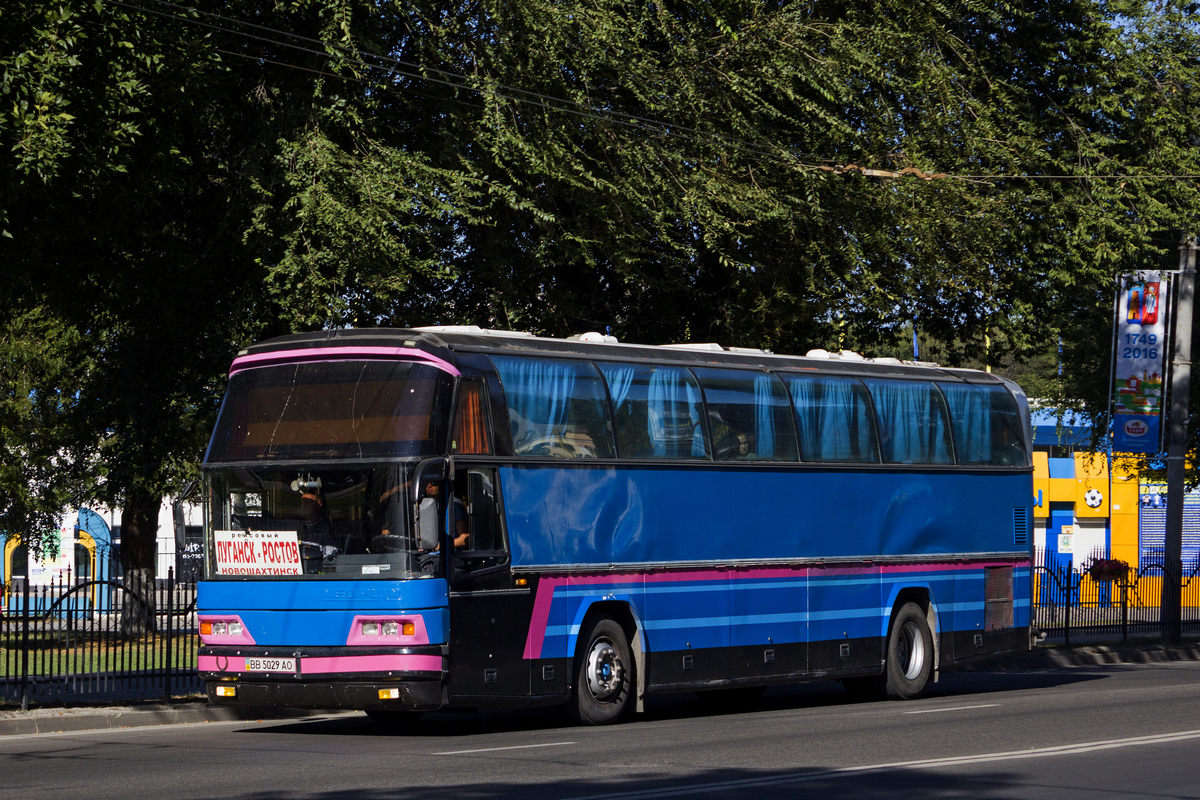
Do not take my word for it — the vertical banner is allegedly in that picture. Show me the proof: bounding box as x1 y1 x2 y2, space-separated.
1113 273 1170 452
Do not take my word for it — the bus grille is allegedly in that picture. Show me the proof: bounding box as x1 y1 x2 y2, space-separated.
1012 507 1030 546
985 566 1014 631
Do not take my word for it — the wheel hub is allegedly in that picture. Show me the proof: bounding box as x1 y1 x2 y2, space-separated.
585 638 623 700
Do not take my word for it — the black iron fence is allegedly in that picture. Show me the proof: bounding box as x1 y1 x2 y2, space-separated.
0 569 200 708
1033 548 1200 646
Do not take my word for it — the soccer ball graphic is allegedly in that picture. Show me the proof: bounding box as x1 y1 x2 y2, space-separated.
1084 488 1103 508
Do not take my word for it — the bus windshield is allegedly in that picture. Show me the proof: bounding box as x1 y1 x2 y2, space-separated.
205 360 453 462
205 464 440 580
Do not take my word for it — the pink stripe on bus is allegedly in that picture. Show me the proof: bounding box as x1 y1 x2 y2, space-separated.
300 654 443 675
520 559 1029 659
229 346 461 377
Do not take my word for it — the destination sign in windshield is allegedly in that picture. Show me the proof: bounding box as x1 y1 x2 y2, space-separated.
214 530 303 576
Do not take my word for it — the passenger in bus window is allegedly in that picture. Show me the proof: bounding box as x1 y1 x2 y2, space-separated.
427 481 469 548
710 412 753 460
298 490 339 569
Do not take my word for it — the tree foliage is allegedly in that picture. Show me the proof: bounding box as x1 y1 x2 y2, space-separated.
4 0 1200 566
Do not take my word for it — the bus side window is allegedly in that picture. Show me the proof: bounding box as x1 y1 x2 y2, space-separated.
458 468 507 557
490 356 615 458
864 379 954 465
939 382 1028 466
468 470 497 550
452 378 493 455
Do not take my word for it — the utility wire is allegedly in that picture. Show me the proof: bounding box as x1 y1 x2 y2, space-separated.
103 0 824 169
99 0 1200 185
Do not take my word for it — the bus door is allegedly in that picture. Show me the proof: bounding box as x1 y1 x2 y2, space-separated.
447 467 537 700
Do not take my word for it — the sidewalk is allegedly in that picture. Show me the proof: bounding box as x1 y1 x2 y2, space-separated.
0 696 330 736
3 639 1199 736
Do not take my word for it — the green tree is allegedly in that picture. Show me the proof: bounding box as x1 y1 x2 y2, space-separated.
6 0 1200 607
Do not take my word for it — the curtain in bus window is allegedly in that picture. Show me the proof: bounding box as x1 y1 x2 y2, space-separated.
452 380 492 455
754 374 796 459
490 356 615 458
865 379 954 464
599 363 708 459
649 368 707 458
604 365 635 409
786 375 879 462
939 383 1027 465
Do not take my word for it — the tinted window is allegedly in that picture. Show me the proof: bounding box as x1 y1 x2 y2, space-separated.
785 375 880 463
865 379 954 464
939 383 1027 466
452 379 493 455
598 363 709 459
694 368 798 461
206 360 452 462
491 356 615 458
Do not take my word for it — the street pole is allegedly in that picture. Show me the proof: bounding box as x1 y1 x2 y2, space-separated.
1162 236 1196 642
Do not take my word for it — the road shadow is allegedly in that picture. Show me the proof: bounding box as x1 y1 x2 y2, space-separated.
194 763 1063 800
239 664 1113 740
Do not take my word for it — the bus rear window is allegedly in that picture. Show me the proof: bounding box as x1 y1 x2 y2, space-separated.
205 361 452 461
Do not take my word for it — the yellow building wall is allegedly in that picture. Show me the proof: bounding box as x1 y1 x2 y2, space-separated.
1030 450 1139 564
1032 451 1050 519
1073 452 1109 518
1109 471 1140 567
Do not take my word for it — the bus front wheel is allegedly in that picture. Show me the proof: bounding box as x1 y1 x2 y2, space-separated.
572 618 634 725
883 602 933 699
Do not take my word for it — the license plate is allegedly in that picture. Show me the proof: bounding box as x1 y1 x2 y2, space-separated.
244 657 296 673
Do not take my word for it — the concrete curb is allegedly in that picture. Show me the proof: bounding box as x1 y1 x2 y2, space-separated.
0 701 324 737
4 641 1199 736
986 640 1200 670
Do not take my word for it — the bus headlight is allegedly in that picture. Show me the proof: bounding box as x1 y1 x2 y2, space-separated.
357 619 417 640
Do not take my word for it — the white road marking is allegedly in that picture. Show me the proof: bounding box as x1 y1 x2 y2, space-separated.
905 703 1001 714
433 741 577 755
565 729 1200 799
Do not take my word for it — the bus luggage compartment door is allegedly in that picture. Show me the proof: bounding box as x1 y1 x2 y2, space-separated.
447 588 535 699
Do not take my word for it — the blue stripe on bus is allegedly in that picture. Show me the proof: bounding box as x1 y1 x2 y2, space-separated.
528 564 1031 658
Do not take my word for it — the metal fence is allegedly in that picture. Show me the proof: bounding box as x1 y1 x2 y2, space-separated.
0 569 200 708
1033 548 1200 646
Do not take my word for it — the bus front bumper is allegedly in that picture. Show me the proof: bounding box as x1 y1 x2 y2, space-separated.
200 644 447 710
205 677 445 710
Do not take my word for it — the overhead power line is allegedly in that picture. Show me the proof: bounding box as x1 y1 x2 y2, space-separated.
103 0 828 169
100 0 1200 186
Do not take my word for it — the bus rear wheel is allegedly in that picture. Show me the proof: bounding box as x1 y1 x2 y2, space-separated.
883 602 933 699
572 618 634 725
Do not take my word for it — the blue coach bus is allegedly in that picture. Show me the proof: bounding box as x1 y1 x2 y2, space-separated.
198 327 1032 724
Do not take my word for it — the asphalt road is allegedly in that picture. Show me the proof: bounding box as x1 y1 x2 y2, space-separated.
4 662 1200 799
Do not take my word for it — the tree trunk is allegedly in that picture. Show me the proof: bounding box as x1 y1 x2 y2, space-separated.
120 490 160 635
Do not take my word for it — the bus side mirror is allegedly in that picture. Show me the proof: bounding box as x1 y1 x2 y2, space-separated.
417 496 439 551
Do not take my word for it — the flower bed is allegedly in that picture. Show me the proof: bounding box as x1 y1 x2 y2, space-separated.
1086 558 1130 583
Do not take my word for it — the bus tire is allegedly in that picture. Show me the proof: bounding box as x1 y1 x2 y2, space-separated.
883 602 933 699
572 618 634 725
